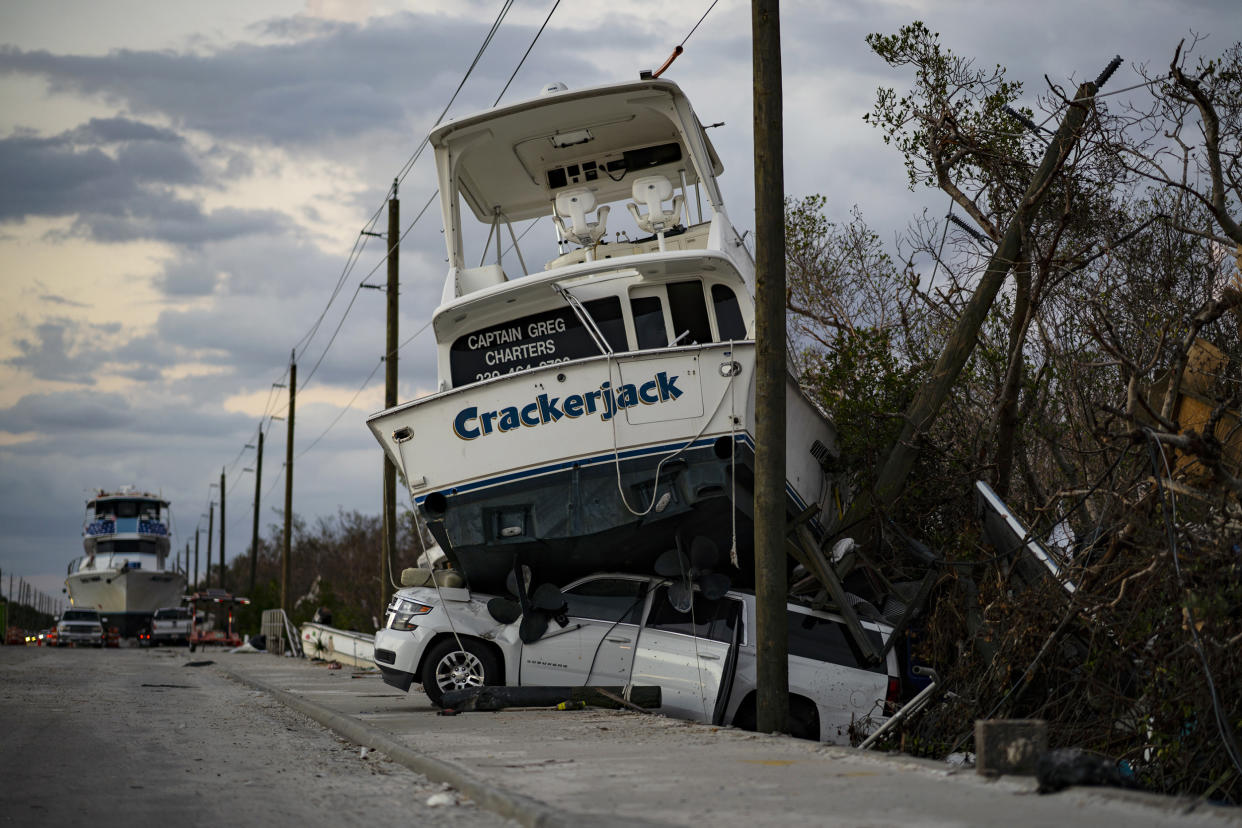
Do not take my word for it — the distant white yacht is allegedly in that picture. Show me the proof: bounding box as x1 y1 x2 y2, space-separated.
65 488 186 637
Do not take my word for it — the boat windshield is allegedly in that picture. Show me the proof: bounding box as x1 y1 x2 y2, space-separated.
96 540 160 556
94 499 161 519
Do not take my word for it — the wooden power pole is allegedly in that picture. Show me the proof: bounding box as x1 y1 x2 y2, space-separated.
752 0 789 735
381 180 399 621
281 353 296 616
206 502 214 591
250 426 264 594
193 528 199 591
219 466 226 590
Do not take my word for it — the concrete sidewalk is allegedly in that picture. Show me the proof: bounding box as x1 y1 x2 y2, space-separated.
211 652 1237 828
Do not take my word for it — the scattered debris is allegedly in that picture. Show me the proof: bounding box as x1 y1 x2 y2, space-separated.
1036 748 1131 794
441 685 662 712
425 791 457 808
183 660 215 667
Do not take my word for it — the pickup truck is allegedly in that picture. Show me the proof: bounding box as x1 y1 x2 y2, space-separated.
54 609 105 647
149 606 192 646
374 572 900 744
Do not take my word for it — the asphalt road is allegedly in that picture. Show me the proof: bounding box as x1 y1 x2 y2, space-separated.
0 646 516 827
3 645 1238 828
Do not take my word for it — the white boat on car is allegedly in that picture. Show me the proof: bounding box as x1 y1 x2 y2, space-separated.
65 489 186 637
366 77 846 595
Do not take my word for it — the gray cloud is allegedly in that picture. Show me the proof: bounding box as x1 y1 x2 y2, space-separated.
5 317 123 384
0 12 519 148
0 117 292 245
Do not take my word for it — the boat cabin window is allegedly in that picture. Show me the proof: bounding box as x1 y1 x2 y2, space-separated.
450 297 626 386
113 501 140 518
96 540 160 556
630 296 668 350
711 284 746 340
667 280 713 345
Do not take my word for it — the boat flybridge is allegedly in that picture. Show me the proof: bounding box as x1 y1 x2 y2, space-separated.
367 78 846 595
66 488 186 637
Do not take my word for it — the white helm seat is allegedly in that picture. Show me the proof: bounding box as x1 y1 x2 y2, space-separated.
553 187 609 247
626 175 684 235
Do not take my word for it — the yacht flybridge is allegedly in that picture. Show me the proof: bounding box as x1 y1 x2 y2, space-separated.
66 488 186 637
367 78 845 594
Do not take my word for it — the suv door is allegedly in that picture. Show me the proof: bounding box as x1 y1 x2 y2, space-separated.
632 587 742 723
786 607 890 742
518 576 649 686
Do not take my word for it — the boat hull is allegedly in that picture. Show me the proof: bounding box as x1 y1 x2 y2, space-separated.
65 567 186 637
300 622 376 668
370 343 841 593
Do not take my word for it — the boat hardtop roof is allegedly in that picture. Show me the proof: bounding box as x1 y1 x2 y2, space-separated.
88 491 168 508
432 77 723 223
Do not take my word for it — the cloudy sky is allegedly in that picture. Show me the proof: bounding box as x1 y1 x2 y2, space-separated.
1 0 1235 604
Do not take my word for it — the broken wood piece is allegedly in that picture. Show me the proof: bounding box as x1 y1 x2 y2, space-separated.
594 687 653 713
785 523 882 665
441 685 662 712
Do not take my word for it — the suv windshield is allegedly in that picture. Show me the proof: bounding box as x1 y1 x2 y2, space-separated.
62 610 99 622
154 608 189 620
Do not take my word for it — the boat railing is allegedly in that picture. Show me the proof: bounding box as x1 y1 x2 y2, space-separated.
83 517 168 537
84 518 115 536
544 219 712 271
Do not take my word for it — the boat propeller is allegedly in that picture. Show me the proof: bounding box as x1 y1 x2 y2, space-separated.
654 535 732 613
485 564 569 643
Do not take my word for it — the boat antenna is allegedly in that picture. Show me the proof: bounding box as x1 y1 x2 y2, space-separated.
649 0 721 78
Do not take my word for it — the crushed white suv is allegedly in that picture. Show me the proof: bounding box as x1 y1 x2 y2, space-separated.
374 572 899 744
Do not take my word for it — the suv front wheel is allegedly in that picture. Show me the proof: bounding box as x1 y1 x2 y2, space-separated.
420 638 499 707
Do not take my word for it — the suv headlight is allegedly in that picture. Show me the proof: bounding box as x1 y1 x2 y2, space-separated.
388 598 434 630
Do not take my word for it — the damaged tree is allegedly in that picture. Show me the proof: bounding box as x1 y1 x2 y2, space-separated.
787 23 1241 802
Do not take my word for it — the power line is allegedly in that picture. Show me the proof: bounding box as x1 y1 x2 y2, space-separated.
680 0 721 47
298 360 384 458
298 190 439 393
494 0 561 106
204 0 529 539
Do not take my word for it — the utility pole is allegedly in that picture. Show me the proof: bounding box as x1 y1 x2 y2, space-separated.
752 0 789 736
184 541 189 578
382 179 400 621
250 427 264 594
219 467 226 591
206 502 215 591
194 528 200 592
281 353 296 616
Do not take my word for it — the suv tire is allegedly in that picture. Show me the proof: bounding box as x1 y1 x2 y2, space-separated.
420 638 499 707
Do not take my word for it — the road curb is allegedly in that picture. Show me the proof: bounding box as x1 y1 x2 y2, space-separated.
220 665 580 828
